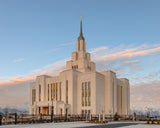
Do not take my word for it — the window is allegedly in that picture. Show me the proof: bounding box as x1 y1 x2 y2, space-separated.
82 83 85 106
88 82 91 89
85 110 87 115
53 83 56 101
56 83 58 100
60 82 62 101
82 81 91 107
85 82 87 89
88 110 91 115
82 83 85 90
88 82 91 106
72 65 78 69
32 89 36 105
66 80 68 104
39 85 41 101
85 82 87 106
51 84 53 100
48 84 49 101
85 97 87 106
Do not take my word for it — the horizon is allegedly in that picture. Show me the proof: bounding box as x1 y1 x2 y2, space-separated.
0 0 160 113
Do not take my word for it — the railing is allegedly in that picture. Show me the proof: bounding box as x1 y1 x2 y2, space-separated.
0 113 160 126
0 113 87 125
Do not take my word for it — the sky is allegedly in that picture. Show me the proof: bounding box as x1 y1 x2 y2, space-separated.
0 0 160 112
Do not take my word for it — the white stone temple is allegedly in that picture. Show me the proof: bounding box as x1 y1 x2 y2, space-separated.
30 16 130 116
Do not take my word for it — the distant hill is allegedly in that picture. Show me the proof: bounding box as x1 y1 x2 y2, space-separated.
0 107 29 115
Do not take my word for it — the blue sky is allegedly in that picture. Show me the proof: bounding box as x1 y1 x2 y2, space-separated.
0 0 160 111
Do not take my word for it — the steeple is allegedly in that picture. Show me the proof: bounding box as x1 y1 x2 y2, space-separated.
78 15 85 41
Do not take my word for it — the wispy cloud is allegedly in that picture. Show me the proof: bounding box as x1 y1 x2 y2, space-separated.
131 80 160 110
123 60 139 64
48 42 75 53
1 43 160 110
48 48 60 53
89 46 108 53
13 58 24 63
0 59 66 109
60 42 75 46
93 45 160 62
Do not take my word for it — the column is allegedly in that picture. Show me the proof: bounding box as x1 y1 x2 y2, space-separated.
36 106 39 115
49 106 52 115
34 106 36 115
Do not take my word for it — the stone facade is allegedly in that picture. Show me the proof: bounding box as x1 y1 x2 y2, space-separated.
29 17 130 116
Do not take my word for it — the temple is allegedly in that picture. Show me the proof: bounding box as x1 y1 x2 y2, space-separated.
30 16 130 116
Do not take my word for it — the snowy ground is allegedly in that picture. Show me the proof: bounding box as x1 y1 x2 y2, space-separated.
0 121 160 128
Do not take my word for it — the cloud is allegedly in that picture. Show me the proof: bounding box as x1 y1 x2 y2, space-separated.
131 70 160 84
48 48 60 52
93 44 160 62
0 59 67 87
0 59 66 110
89 46 108 54
123 60 139 64
60 42 75 46
13 58 24 63
1 43 160 111
130 80 160 110
48 42 75 53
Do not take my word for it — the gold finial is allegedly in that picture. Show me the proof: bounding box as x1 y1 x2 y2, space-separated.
80 15 82 21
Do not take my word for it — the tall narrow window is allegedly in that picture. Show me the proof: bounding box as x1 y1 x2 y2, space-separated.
85 82 87 106
53 83 56 101
88 82 91 106
39 85 41 101
66 80 68 104
82 83 85 106
48 84 49 101
51 84 53 100
60 82 62 101
82 81 91 107
56 83 58 100
32 89 36 105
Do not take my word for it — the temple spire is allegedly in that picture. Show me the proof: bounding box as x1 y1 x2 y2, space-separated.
78 15 85 41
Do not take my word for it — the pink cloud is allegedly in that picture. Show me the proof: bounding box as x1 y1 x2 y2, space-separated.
130 80 160 110
0 43 160 111
93 45 160 62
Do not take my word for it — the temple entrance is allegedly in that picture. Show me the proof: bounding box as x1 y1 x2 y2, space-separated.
43 107 48 115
